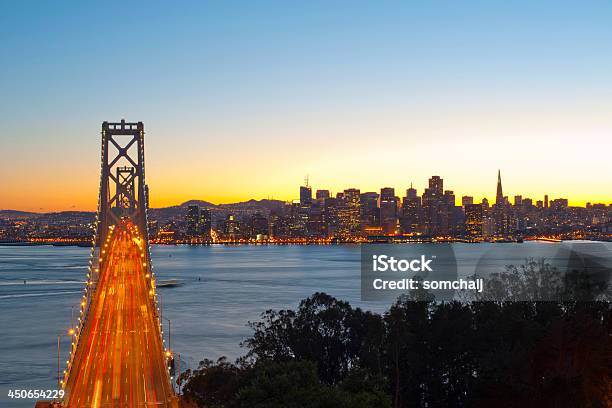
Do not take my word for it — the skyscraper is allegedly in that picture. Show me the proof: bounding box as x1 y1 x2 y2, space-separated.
199 208 212 239
380 187 398 235
493 170 510 235
360 192 380 228
344 188 361 235
400 185 421 234
300 185 312 205
186 205 200 237
496 169 504 205
422 176 444 236
429 176 443 194
464 203 484 238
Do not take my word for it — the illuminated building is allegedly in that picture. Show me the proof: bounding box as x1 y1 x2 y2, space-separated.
324 197 342 238
222 214 240 239
422 176 444 236
316 189 330 203
306 204 326 237
148 219 159 237
360 192 379 228
550 198 568 210
483 216 495 238
199 208 212 239
186 205 200 237
464 203 484 238
344 188 361 235
379 187 398 235
495 170 504 205
400 185 421 234
289 200 307 237
493 170 510 235
300 185 312 205
250 212 269 238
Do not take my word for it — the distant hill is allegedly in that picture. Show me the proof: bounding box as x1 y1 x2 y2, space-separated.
218 199 285 212
1 199 286 223
179 200 217 208
0 210 96 222
148 199 285 223
0 210 41 220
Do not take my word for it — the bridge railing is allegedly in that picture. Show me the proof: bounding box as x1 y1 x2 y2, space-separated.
61 134 107 389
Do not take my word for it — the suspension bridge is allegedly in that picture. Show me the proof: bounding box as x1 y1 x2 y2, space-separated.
38 121 178 408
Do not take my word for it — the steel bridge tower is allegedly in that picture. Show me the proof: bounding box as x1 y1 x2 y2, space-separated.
98 120 150 243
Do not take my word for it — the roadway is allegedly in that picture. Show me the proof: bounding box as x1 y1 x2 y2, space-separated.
63 221 174 408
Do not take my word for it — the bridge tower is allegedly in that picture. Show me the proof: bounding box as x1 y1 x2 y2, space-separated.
98 120 150 244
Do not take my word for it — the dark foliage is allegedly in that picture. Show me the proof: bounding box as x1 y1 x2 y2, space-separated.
181 260 611 408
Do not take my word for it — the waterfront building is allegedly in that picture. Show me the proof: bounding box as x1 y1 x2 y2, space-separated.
222 214 240 239
186 205 200 237
199 208 212 239
251 212 269 238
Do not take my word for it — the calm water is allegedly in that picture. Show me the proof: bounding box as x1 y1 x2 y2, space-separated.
0 242 609 407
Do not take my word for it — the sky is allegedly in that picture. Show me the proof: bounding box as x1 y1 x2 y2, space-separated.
1 1 611 211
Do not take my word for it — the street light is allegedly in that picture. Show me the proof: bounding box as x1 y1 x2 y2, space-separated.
162 317 171 353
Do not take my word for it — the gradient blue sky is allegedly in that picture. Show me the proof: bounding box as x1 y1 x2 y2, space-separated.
1 1 611 211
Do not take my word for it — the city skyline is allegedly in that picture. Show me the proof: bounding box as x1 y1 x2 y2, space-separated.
3 2 612 211
2 169 610 213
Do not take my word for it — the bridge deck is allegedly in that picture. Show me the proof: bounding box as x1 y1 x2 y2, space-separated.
64 221 173 407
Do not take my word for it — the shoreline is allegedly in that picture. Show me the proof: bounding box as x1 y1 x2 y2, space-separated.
2 238 609 248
